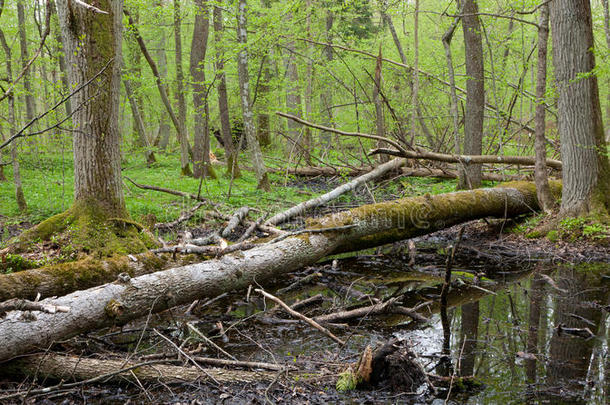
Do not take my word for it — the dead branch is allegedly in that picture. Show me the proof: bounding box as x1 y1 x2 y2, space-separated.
256 288 345 345
154 202 206 230
0 298 69 317
222 207 250 238
265 157 406 226
371 147 562 170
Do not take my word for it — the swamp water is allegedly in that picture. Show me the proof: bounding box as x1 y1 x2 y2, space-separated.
200 252 609 404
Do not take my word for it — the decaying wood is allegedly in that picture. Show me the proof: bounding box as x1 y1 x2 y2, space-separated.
371 147 562 169
265 158 406 226
0 181 558 362
4 354 275 388
313 298 429 324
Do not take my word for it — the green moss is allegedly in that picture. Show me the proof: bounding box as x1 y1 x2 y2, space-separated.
546 230 559 242
0 254 41 273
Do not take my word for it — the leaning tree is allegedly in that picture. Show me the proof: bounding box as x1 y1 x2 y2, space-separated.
550 0 610 217
12 0 154 255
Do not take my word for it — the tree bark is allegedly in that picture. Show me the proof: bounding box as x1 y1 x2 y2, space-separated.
0 181 558 362
153 0 171 151
373 48 388 163
236 0 269 190
56 0 125 216
285 37 305 160
213 3 240 178
441 9 462 158
319 9 334 144
173 0 192 176
17 0 36 122
550 0 610 216
603 0 610 143
190 0 215 179
533 4 555 212
458 0 484 190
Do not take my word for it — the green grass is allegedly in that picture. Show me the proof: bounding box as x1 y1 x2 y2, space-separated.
0 147 462 228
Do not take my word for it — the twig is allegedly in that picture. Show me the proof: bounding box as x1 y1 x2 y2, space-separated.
186 322 237 360
154 202 206 230
256 289 345 345
440 226 465 359
72 0 109 14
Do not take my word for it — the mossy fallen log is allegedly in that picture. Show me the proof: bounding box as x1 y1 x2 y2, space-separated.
0 181 559 362
0 253 200 302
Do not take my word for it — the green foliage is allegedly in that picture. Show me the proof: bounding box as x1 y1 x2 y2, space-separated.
336 369 358 392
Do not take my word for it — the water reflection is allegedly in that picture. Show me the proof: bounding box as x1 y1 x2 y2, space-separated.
429 263 609 404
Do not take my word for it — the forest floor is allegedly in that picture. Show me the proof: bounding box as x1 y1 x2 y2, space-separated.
0 151 608 403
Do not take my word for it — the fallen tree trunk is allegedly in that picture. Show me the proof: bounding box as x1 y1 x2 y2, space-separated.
371 147 562 170
265 158 406 226
0 181 559 362
0 253 200 302
271 165 524 182
3 354 275 387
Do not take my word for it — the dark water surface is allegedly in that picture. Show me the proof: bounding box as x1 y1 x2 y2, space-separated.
220 254 609 404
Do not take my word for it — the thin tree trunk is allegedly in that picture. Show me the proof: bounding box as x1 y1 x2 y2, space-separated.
319 9 334 144
124 9 191 176
50 2 72 116
411 0 421 145
190 0 216 179
213 3 240 178
373 48 388 163
125 9 144 148
550 0 610 215
303 0 313 162
602 0 610 143
285 38 304 160
17 0 36 122
0 19 27 212
154 0 171 151
124 79 156 166
534 4 555 212
458 0 484 190
236 0 269 190
173 0 192 176
442 10 462 158
0 181 559 363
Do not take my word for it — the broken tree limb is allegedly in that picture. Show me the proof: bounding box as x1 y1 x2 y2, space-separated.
265 158 406 226
370 147 562 170
256 288 345 345
277 112 561 170
222 207 250 238
0 181 559 362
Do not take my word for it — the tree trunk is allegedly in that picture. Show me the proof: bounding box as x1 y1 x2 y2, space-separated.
441 10 462 158
124 79 156 166
458 0 484 190
410 0 420 146
550 0 610 216
285 38 305 160
236 0 269 190
0 181 559 362
319 9 334 145
50 2 72 116
373 48 388 163
17 0 36 122
0 14 27 212
173 0 192 176
303 0 313 162
213 3 240 178
603 0 610 143
533 4 555 213
190 0 216 179
154 0 171 151
56 0 125 217
459 302 479 376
